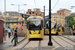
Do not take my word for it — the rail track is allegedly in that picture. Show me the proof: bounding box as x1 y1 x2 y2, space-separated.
52 36 62 46
52 36 75 50
7 36 75 50
17 39 42 50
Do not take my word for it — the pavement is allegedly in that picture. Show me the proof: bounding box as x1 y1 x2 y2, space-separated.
0 34 25 50
11 35 75 50
1 34 75 50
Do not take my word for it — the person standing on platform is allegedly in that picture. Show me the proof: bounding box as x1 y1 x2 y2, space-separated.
11 28 18 43
8 27 11 38
11 29 14 35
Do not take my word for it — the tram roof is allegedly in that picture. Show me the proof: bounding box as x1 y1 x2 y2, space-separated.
27 16 43 20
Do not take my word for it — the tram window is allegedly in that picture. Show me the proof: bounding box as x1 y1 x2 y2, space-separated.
54 24 56 28
29 24 41 30
28 19 41 30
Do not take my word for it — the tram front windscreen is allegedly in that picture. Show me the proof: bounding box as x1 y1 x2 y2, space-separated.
51 22 55 29
28 18 41 30
46 22 55 29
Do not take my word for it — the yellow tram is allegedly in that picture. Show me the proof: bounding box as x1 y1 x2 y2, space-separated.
27 16 44 39
45 21 58 35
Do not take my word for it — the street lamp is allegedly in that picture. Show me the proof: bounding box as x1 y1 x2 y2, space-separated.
48 0 53 46
20 9 26 31
44 6 45 35
4 0 6 28
11 4 27 29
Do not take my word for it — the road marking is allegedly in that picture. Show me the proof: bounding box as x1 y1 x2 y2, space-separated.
28 47 35 50
52 47 58 50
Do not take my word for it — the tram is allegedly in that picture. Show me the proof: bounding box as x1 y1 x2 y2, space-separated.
45 21 58 35
27 16 44 39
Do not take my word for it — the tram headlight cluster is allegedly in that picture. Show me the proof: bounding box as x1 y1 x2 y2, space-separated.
29 32 31 34
38 31 41 34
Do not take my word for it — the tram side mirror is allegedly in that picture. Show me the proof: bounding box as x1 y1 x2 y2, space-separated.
54 24 56 28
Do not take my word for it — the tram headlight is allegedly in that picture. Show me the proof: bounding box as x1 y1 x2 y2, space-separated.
38 31 41 34
29 32 31 34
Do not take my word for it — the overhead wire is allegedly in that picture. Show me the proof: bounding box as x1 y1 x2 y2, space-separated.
51 0 59 11
39 0 59 11
33 0 59 11
34 0 36 7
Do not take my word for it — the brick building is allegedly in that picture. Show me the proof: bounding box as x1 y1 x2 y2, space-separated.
57 9 71 25
26 8 44 18
3 11 23 30
51 13 64 25
57 9 71 16
45 13 65 25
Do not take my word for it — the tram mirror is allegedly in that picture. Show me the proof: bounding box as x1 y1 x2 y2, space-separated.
54 24 56 28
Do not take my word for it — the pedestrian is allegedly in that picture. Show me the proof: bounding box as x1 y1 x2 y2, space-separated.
62 27 64 32
72 28 75 35
6 28 8 36
11 28 18 44
11 29 14 35
57 26 60 32
7 27 11 38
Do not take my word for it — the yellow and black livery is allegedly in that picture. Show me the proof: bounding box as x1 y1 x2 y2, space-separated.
27 16 44 39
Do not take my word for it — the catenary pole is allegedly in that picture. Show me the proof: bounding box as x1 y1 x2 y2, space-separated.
44 6 45 35
48 0 53 46
4 0 6 28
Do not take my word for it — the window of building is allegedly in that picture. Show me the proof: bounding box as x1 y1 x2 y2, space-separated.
7 13 9 15
19 17 22 20
2 13 4 15
29 12 31 14
8 19 9 21
40 14 41 16
54 16 56 18
53 16 55 17
32 12 34 14
14 17 17 18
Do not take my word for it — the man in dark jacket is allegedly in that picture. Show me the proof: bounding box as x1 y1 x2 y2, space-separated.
11 28 18 44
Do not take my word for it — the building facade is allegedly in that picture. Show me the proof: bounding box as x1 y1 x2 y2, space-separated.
3 12 23 30
26 9 44 18
0 12 4 21
57 9 71 17
51 13 65 25
45 13 65 26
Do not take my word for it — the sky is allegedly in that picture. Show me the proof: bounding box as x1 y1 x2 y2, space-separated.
0 0 75 16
